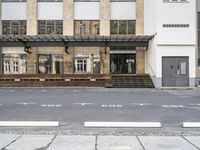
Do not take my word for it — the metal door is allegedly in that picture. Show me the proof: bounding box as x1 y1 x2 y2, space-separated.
162 57 189 87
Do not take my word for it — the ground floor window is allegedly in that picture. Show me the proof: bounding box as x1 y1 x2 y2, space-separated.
37 54 63 74
2 54 27 74
75 59 87 73
110 54 136 74
74 54 100 74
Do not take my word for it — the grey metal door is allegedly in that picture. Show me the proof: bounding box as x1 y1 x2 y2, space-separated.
162 57 189 87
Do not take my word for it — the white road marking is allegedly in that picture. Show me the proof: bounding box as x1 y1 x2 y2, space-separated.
101 104 123 108
73 103 94 106
17 103 36 105
84 122 161 128
182 122 200 128
130 103 150 106
162 105 185 108
0 121 59 127
41 104 62 107
41 90 46 92
0 104 3 106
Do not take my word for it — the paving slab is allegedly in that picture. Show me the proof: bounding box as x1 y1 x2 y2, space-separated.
184 136 200 149
97 136 143 150
47 135 95 150
0 134 21 149
139 136 198 150
6 135 54 150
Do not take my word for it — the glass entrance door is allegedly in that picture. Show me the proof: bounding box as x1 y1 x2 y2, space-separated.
110 54 136 74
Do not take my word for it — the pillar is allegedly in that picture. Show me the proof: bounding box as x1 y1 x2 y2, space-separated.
63 0 74 36
100 47 110 74
100 0 110 36
27 0 37 35
27 48 37 74
64 47 74 74
136 0 145 74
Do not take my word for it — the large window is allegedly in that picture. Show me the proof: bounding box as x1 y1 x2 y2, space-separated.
74 21 100 35
2 21 26 35
110 20 135 35
2 54 27 74
38 20 63 35
37 54 63 74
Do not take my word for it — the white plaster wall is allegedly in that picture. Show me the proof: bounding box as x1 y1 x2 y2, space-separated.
144 0 157 35
156 46 196 79
157 0 196 45
38 2 63 20
74 2 100 20
110 2 136 20
1 3 27 20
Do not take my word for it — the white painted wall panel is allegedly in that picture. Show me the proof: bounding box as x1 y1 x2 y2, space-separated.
38 2 63 20
74 2 100 20
157 1 196 45
2 3 27 20
110 2 136 20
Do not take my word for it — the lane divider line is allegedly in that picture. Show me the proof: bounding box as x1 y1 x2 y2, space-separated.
84 122 161 128
0 121 59 127
182 122 200 128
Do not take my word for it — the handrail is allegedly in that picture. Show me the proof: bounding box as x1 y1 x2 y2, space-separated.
148 63 156 77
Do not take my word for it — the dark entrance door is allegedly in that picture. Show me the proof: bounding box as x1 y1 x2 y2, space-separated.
110 54 136 74
162 57 189 87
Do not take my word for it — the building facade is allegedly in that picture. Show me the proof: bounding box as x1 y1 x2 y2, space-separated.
0 0 199 88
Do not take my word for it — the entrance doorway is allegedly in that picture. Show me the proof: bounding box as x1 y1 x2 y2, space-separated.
110 54 136 74
162 57 189 87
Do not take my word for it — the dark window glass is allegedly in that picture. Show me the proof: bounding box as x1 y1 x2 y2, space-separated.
128 20 135 34
110 20 118 34
38 20 63 35
74 20 100 35
2 20 26 35
119 20 126 34
2 21 10 35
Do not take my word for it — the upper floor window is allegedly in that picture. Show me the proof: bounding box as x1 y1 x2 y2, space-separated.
38 20 63 35
110 20 135 35
2 20 26 35
74 21 100 35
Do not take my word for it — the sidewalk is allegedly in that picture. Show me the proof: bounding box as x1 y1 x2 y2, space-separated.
1 134 200 150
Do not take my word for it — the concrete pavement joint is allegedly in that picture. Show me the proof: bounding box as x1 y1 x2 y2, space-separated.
95 135 98 150
2 134 23 150
136 136 146 150
35 135 57 150
181 136 200 150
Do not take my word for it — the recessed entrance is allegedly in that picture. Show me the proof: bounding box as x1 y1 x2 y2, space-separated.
110 54 136 74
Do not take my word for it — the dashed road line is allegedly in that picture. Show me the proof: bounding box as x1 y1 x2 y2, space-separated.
101 104 123 108
17 103 36 106
130 103 151 106
73 103 94 106
162 105 185 108
41 104 62 108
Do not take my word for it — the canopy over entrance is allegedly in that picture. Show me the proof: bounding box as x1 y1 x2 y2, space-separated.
0 35 154 48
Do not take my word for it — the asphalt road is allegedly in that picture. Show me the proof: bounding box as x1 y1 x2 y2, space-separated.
0 87 200 135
